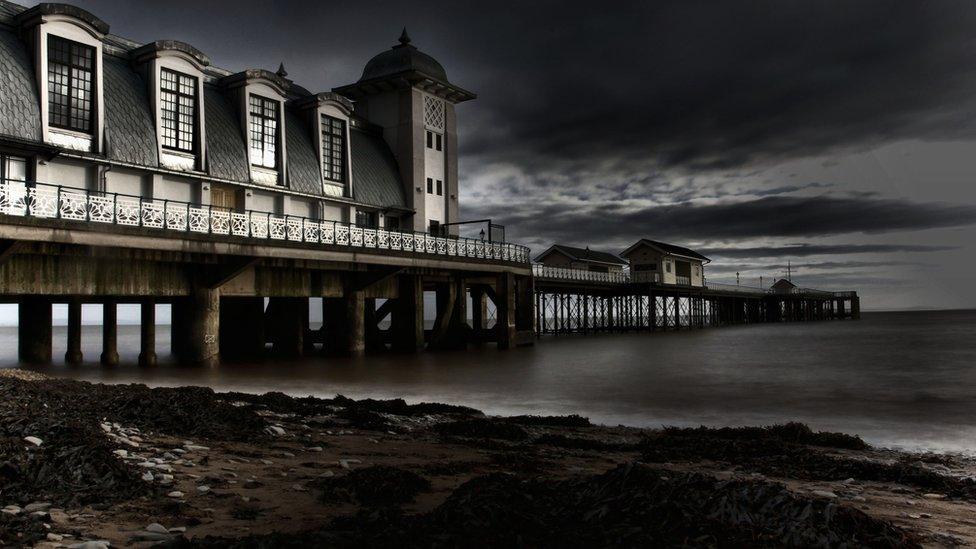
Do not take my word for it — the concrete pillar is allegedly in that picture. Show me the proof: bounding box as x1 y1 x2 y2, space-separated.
495 272 517 349
392 274 424 352
220 297 265 358
673 296 681 329
322 291 365 355
266 297 306 357
65 299 83 365
139 299 157 367
851 296 861 320
172 288 220 365
100 300 120 366
18 297 52 364
470 287 487 334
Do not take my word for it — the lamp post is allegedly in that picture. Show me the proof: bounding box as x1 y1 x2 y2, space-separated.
479 228 485 241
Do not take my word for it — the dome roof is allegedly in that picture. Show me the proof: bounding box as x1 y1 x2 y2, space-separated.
359 29 449 83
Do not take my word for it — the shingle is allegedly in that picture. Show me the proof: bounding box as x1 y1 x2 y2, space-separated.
284 110 321 195
204 86 249 181
0 27 41 141
103 56 158 166
350 128 405 209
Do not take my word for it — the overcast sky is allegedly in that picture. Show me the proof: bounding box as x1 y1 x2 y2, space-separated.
21 0 976 310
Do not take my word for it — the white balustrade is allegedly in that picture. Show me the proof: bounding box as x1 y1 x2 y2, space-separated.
0 182 531 266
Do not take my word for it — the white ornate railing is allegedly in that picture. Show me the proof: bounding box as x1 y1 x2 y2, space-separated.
531 264 632 283
0 181 531 264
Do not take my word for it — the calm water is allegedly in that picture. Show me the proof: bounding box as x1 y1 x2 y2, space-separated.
2 310 974 454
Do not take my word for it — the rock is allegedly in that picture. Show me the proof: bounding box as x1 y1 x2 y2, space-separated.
24 436 43 447
197 485 211 494
47 533 64 542
141 472 154 482
812 490 837 499
260 459 274 465
168 527 187 534
112 449 128 458
319 470 335 478
920 513 933 519
132 532 172 542
850 495 867 503
184 444 210 451
280 451 295 458
339 459 362 469
243 480 263 489
167 491 184 498
922 493 946 500
291 483 306 492
307 446 323 452
25 502 52 513
1 505 22 515
265 425 286 436
908 513 921 519
145 523 169 534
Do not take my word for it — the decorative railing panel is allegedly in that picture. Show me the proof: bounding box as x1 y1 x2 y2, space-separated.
0 181 531 265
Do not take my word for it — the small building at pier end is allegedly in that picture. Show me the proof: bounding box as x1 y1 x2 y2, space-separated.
0 1 535 365
533 244 627 273
619 239 710 287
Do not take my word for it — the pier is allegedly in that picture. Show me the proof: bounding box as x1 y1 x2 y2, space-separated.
532 265 859 336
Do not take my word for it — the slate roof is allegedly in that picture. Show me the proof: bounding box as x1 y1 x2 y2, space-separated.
622 239 711 262
350 127 406 209
203 86 250 182
535 244 627 266
284 110 321 195
103 56 158 166
0 27 40 142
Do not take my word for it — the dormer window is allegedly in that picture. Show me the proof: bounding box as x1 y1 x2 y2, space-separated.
321 114 345 183
47 35 95 134
160 68 197 153
249 94 279 169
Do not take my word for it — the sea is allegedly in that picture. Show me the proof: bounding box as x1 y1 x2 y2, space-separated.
2 309 974 455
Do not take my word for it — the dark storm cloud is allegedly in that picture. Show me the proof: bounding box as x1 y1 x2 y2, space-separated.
471 195 976 243
700 244 959 259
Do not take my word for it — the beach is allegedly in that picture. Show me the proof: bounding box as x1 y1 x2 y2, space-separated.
1 368 974 548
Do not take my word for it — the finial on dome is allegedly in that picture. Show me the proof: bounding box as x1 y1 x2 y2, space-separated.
276 62 288 78
398 27 411 46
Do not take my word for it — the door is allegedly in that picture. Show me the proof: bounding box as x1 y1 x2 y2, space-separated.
210 183 241 211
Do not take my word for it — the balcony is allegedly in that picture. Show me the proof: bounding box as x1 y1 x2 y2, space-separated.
0 181 530 264
675 275 691 286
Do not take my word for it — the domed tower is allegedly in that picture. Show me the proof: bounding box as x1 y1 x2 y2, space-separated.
335 29 475 235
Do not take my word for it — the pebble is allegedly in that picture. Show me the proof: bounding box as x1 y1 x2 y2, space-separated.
141 472 154 482
167 491 184 498
265 425 287 436
319 470 335 478
67 542 110 549
197 485 211 494
169 527 187 533
850 495 867 503
24 436 43 447
146 523 169 534
25 502 52 513
46 533 64 542
184 444 210 451
922 493 946 500
112 450 128 458
307 446 323 452
2 505 22 516
280 451 295 458
812 490 838 499
339 459 362 469
260 459 274 465
291 483 306 492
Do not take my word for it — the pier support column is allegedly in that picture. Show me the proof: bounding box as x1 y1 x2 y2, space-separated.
220 297 266 358
391 275 424 352
851 296 861 320
138 299 157 367
172 288 220 365
322 291 365 355
100 300 119 366
266 297 306 357
18 296 51 364
430 276 468 350
673 296 681 329
65 299 83 365
496 272 517 349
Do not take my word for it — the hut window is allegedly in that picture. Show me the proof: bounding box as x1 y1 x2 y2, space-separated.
321 115 345 183
47 35 95 133
160 68 197 153
249 94 279 169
